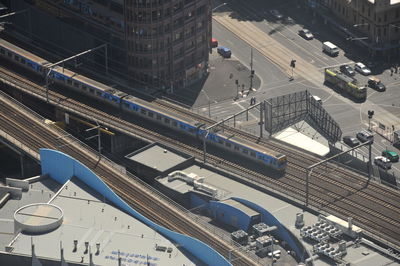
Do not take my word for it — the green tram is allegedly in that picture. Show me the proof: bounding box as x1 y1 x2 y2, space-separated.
324 68 367 101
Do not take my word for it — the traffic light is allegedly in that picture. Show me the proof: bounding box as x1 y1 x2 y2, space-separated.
250 70 255 77
290 59 296 68
235 79 239 85
368 110 374 119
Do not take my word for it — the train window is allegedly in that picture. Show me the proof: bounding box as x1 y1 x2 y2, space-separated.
156 114 162 120
250 151 256 157
96 91 102 96
242 149 248 154
148 112 154 118
7 52 12 57
0 49 4 55
123 103 130 109
225 142 231 148
14 55 20 62
20 58 26 64
73 82 80 88
172 121 178 127
218 138 224 144
67 79 72 85
188 128 195 133
164 118 170 124
179 124 186 129
89 88 95 93
131 105 138 111
82 85 87 91
38 66 43 72
140 109 146 115
234 145 239 151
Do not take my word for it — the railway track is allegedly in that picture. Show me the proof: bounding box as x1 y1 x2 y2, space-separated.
1 66 400 251
0 92 258 265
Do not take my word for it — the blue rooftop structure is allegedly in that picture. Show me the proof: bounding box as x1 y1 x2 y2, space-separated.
40 149 231 266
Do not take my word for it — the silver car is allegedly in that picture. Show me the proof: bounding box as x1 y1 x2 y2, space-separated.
354 62 371 75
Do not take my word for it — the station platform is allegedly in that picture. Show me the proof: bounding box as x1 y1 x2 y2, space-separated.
273 123 330 157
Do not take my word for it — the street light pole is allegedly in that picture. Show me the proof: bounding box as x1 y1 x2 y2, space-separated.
250 48 254 91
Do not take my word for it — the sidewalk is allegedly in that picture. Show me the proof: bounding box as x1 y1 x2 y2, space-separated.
165 49 261 108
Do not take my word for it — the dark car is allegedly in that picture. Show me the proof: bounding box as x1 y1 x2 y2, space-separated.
298 29 314 40
356 130 374 143
217 46 232 58
368 77 386 91
343 136 360 147
382 150 399 162
340 65 355 76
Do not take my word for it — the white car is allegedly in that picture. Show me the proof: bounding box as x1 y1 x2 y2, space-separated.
354 62 371 75
270 9 283 20
374 156 392 170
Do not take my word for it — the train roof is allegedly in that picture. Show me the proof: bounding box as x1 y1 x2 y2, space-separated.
216 130 285 158
0 39 49 65
52 65 128 98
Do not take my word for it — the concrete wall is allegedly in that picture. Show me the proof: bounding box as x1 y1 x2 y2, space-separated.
40 149 230 266
232 197 308 262
208 200 254 231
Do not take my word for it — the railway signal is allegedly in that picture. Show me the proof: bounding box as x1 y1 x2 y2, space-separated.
368 110 374 131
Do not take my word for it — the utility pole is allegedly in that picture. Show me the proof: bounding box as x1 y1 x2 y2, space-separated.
85 119 102 158
250 48 254 91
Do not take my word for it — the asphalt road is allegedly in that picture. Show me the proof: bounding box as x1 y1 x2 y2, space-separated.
173 0 400 182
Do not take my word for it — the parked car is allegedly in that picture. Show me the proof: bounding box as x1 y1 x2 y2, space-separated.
211 38 218 48
374 156 392 170
299 29 314 40
339 64 355 76
343 136 360 147
354 62 371 75
270 9 283 20
217 46 232 58
356 130 374 143
368 77 385 91
382 150 399 162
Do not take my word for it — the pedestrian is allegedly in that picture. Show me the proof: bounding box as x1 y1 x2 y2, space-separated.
390 67 394 76
395 64 399 73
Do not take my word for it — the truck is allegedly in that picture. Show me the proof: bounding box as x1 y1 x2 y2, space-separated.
324 68 367 101
323 41 340 56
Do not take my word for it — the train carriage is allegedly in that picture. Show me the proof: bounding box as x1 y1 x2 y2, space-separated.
0 38 287 171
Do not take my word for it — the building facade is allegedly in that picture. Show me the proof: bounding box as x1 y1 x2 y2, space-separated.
317 0 400 54
16 0 212 90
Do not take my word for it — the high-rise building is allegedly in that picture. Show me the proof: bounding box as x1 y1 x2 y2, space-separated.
10 0 212 90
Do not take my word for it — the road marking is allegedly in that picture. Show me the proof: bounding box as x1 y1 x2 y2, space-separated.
319 61 355 70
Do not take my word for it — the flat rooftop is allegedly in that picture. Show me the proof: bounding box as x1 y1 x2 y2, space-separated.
1 176 198 265
126 145 189 172
174 164 396 266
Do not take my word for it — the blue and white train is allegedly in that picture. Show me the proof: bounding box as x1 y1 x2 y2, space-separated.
0 39 287 171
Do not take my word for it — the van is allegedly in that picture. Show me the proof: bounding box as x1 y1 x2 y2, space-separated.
322 41 339 56
311 95 322 104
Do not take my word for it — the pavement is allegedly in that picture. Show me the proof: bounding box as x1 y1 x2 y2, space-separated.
168 48 261 108
165 0 400 186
